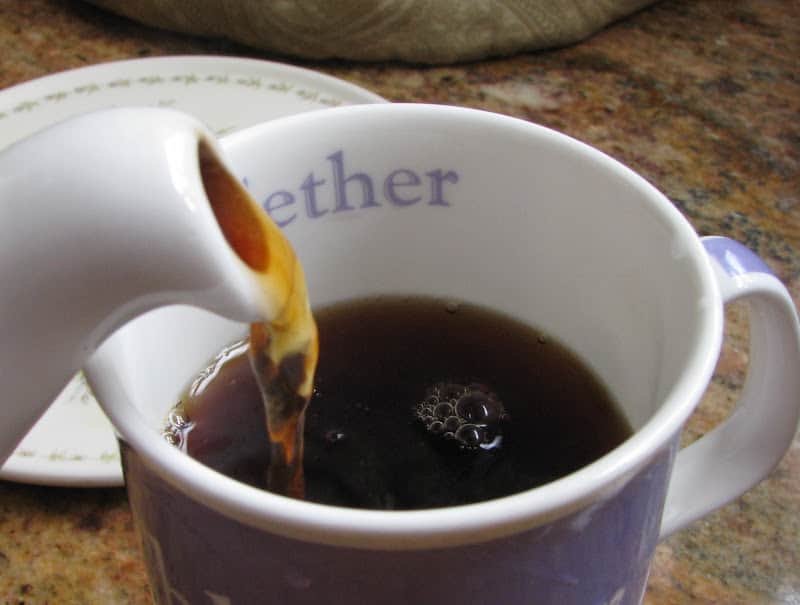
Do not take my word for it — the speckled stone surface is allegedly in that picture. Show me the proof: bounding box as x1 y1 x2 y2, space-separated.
0 0 797 603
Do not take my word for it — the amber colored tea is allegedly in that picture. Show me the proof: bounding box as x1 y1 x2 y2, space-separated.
198 141 318 498
166 296 632 509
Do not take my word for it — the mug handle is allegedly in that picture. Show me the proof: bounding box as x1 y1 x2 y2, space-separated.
659 236 800 539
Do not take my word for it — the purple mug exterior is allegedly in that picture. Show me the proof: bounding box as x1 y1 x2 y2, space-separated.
123 441 675 605
702 236 774 277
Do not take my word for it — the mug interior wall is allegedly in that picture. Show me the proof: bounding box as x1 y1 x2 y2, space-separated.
224 108 710 430
102 107 711 435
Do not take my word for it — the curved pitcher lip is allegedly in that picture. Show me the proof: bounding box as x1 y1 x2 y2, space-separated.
92 104 725 551
0 106 268 467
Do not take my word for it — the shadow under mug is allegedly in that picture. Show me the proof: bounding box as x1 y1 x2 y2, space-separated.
85 104 800 605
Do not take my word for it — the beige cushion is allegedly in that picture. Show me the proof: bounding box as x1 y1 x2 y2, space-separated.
86 0 656 64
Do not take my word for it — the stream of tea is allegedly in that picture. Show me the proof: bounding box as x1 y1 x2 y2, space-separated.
197 141 318 499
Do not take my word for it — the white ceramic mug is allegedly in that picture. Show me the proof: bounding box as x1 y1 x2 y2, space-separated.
85 104 800 605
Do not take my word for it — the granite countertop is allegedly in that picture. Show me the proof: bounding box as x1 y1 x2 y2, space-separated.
0 0 797 603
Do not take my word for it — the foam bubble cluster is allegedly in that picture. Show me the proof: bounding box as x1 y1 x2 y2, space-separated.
414 382 507 450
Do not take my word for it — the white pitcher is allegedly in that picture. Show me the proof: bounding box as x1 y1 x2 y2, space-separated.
0 107 270 463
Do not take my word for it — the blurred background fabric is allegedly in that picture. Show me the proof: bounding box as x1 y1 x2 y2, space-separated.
84 0 659 64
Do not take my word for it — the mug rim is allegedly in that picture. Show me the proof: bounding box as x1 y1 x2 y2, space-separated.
98 103 724 550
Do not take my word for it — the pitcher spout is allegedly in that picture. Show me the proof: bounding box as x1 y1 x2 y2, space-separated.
0 107 269 462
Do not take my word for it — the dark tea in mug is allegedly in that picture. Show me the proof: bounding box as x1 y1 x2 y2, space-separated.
165 296 632 509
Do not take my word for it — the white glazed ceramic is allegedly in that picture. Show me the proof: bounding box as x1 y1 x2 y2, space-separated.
0 107 272 465
81 104 800 604
0 55 385 486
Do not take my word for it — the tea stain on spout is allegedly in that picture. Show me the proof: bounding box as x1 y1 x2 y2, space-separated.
197 140 319 499
198 141 269 273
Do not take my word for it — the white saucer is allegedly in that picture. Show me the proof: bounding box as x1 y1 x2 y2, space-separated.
0 55 386 487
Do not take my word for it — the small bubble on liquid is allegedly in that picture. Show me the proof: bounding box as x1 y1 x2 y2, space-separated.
324 429 347 446
168 410 188 428
434 402 454 419
455 424 484 447
444 416 461 432
480 433 503 451
456 391 502 424
444 300 461 314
